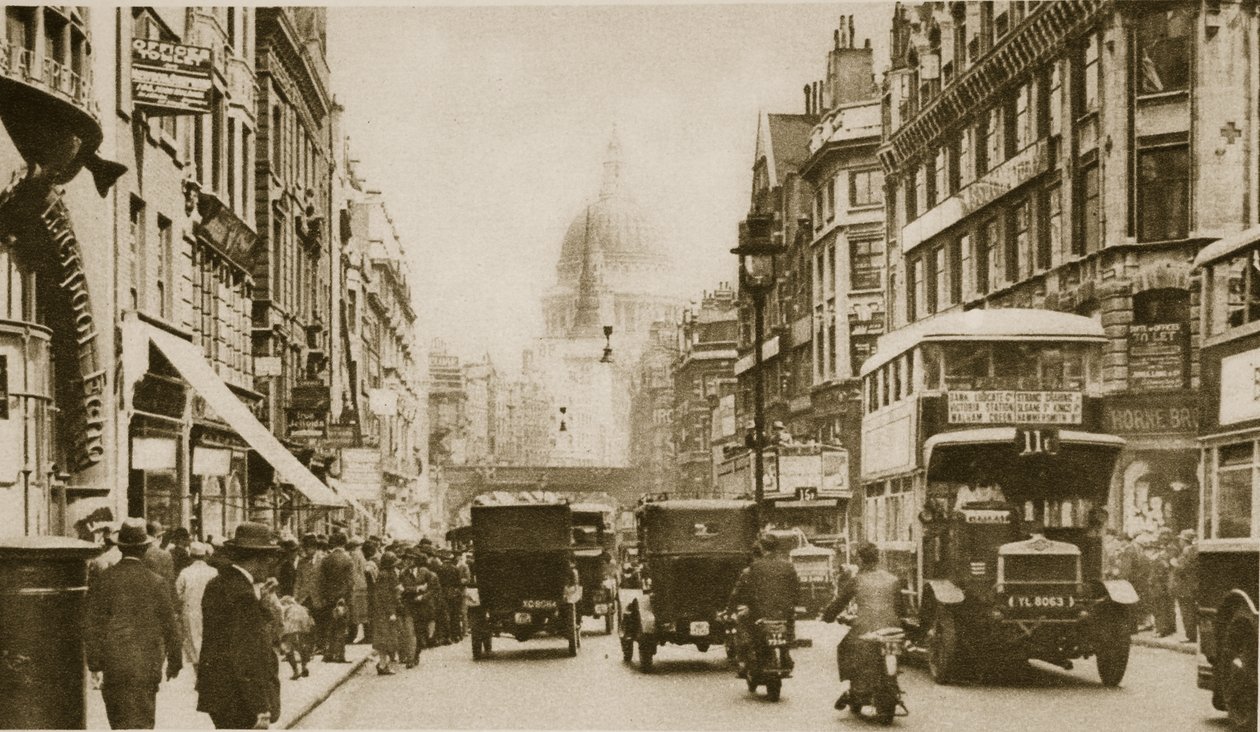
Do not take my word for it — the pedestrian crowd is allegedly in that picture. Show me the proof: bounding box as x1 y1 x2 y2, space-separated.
1103 526 1199 642
82 517 471 729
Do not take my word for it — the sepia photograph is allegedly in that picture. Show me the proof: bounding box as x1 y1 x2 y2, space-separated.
0 1 1254 730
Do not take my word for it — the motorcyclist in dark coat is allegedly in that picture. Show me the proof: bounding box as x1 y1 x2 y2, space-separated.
727 534 800 675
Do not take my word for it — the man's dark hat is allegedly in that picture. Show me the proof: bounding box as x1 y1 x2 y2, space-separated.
169 526 191 542
758 534 779 553
329 532 348 548
279 536 299 550
301 533 319 547
115 517 152 548
223 522 281 555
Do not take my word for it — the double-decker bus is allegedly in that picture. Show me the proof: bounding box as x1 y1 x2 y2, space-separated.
859 309 1136 686
1192 227 1260 730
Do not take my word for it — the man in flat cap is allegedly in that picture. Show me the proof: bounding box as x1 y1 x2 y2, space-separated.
85 517 182 729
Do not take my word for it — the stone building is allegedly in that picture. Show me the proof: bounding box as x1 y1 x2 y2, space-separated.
673 285 739 497
735 112 816 444
799 17 885 536
251 8 340 518
878 1 1259 535
0 6 118 537
629 320 679 496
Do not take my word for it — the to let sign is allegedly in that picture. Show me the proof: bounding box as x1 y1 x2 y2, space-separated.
948 391 1082 425
1128 323 1188 393
131 39 213 115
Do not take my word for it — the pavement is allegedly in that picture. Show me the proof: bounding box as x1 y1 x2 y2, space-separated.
297 618 1228 731
1131 629 1198 655
86 644 372 730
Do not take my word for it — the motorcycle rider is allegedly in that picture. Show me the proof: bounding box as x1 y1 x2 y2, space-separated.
820 542 906 711
726 533 800 677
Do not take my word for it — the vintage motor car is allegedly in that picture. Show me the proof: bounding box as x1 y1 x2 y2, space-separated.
571 502 618 634
466 500 582 659
619 498 758 672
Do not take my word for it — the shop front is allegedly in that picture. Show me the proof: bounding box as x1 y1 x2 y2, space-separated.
124 318 345 538
1102 392 1201 536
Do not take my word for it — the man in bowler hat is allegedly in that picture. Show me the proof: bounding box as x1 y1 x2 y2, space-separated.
85 517 182 729
196 523 282 729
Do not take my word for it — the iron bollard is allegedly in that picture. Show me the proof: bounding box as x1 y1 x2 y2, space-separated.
0 536 102 729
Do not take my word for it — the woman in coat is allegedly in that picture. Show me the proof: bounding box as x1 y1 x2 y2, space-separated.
371 552 403 675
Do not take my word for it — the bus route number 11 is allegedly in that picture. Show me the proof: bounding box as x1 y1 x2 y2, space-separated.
1015 428 1059 456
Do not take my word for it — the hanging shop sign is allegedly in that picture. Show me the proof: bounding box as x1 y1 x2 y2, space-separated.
131 39 213 115
1127 323 1188 393
947 391 1082 425
287 409 326 440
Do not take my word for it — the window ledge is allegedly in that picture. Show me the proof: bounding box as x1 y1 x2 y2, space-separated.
848 203 884 213
1136 89 1189 104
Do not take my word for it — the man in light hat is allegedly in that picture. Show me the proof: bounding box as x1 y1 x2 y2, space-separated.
196 522 282 729
175 542 217 677
85 517 182 729
1172 529 1199 642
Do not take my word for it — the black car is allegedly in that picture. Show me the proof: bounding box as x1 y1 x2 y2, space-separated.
619 499 758 672
467 500 582 658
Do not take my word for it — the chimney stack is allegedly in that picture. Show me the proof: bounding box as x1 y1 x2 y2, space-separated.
849 16 855 49
834 28 840 50
803 83 812 114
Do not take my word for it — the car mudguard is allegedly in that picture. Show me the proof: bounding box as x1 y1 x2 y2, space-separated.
925 579 964 605
1100 579 1139 605
637 594 657 636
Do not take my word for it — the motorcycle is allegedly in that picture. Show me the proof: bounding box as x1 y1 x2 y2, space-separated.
833 615 908 724
725 607 793 701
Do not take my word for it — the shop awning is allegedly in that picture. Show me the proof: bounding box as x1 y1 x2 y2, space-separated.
139 323 345 507
386 511 422 541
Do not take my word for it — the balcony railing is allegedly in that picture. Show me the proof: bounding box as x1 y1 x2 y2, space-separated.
0 40 98 120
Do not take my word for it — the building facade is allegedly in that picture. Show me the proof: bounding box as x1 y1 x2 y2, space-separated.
674 286 739 497
629 320 679 496
879 0 1259 536
735 112 816 445
800 18 885 539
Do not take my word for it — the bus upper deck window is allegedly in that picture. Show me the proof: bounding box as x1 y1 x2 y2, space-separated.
923 346 942 390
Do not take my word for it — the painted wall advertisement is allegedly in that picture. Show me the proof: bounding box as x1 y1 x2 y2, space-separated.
1128 323 1188 393
947 391 1082 425
131 39 213 114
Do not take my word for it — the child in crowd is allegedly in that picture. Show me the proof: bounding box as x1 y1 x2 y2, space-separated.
326 598 350 663
279 595 315 679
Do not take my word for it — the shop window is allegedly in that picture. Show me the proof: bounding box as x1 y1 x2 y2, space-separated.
1136 6 1192 96
1137 141 1189 242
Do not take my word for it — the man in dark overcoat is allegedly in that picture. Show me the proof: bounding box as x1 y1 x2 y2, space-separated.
196 522 282 729
85 517 182 729
318 532 355 662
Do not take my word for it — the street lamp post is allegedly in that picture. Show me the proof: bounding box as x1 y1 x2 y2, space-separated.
732 213 782 523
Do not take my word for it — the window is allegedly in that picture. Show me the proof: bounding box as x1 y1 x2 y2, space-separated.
850 238 883 291
1009 198 1030 281
1214 443 1254 540
958 234 973 299
952 4 967 71
1137 142 1189 242
1073 33 1100 116
904 170 919 221
129 197 144 310
924 156 937 211
227 117 236 210
981 218 999 293
987 106 1004 167
271 106 282 166
1038 184 1060 270
1136 7 1192 95
211 90 224 194
850 169 884 207
1075 160 1100 254
948 238 962 305
933 147 948 203
912 257 928 321
932 244 948 313
1210 247 1260 334
975 114 990 176
157 216 172 319
1014 82 1031 152
825 178 836 221
947 137 962 194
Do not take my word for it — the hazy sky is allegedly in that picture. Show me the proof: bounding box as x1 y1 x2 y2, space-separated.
327 3 890 369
